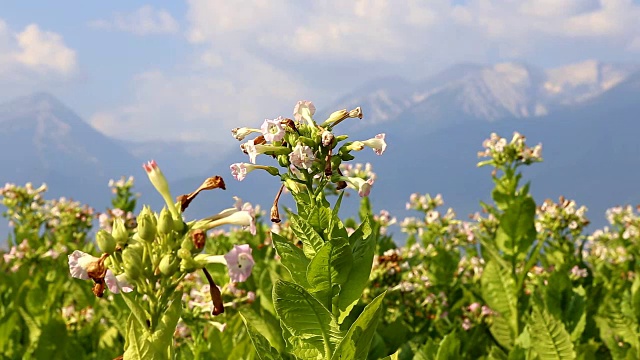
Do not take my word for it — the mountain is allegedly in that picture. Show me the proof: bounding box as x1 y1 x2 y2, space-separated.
0 92 149 202
1 60 639 244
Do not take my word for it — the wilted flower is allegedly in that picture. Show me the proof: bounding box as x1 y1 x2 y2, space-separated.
68 250 100 280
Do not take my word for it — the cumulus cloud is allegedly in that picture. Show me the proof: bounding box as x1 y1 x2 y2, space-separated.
89 5 179 35
0 19 77 91
95 0 640 143
90 51 308 143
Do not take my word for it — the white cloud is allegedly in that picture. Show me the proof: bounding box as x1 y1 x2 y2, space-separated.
99 0 639 143
0 19 77 84
90 51 308 143
89 5 179 35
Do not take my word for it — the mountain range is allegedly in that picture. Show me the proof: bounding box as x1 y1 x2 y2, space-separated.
1 59 639 241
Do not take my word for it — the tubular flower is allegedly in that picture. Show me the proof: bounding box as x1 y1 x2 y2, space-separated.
289 143 315 171
230 163 278 181
261 117 285 143
200 203 256 235
143 160 179 219
362 133 387 155
342 176 374 197
231 127 261 141
293 100 316 126
242 140 289 164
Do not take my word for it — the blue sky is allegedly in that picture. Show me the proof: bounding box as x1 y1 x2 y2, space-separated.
1 0 639 145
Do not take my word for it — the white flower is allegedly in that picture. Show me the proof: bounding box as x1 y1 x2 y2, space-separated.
289 143 315 170
231 127 260 141
261 117 285 143
362 133 387 155
293 100 316 125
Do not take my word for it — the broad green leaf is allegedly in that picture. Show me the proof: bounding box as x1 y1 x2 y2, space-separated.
240 313 284 360
149 295 182 349
17 307 41 355
529 302 576 360
288 211 325 258
273 232 311 287
331 291 386 360
338 217 375 323
494 196 536 257
121 291 151 334
273 280 342 357
307 205 332 234
241 308 287 353
307 238 353 308
481 260 517 350
435 333 461 360
347 215 372 247
123 315 156 360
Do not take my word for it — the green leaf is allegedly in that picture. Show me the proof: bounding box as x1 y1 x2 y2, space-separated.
307 205 332 234
338 218 375 323
121 291 151 334
149 294 182 351
288 211 325 258
529 301 576 360
494 196 536 257
481 260 518 350
307 238 353 308
331 291 386 360
273 280 342 357
240 313 284 360
123 315 156 360
435 333 461 360
273 232 311 287
241 308 287 353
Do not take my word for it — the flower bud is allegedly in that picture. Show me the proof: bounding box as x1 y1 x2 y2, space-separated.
180 257 199 273
112 218 129 245
278 154 290 168
157 208 174 235
177 248 192 260
322 109 348 127
122 246 143 281
137 214 157 242
180 237 194 252
159 253 179 276
96 230 116 254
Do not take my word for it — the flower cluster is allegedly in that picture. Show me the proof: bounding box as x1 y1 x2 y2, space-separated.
477 132 542 168
400 193 478 249
68 160 256 319
585 205 640 267
229 100 386 222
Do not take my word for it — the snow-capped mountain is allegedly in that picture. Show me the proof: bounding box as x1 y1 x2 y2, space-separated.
330 60 640 127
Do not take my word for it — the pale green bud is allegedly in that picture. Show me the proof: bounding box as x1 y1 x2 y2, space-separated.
177 248 192 260
159 253 179 276
137 214 157 242
111 218 129 245
157 208 173 235
96 230 116 254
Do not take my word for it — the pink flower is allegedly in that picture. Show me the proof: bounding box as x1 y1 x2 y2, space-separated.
261 117 285 142
362 133 387 155
230 163 252 181
247 291 256 302
68 250 99 280
344 176 374 197
468 302 481 313
289 143 315 170
105 271 134 293
293 100 316 125
224 244 255 282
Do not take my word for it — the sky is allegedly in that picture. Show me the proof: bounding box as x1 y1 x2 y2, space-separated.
1 0 639 145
